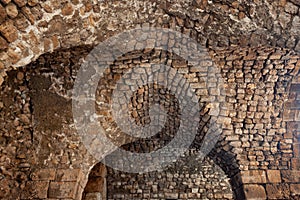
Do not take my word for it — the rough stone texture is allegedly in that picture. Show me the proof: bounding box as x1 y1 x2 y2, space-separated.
0 0 300 78
244 184 267 200
0 0 300 199
0 43 299 199
105 153 233 200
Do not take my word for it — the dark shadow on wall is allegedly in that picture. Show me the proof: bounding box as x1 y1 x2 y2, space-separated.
208 142 246 200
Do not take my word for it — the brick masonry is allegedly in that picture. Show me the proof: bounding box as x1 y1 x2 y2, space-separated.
0 0 300 199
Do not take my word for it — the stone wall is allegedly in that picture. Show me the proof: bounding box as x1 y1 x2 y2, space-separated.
0 0 300 199
106 151 233 200
0 43 299 199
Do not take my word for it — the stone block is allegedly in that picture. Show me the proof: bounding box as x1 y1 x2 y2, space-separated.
281 170 300 183
13 0 27 7
291 158 300 170
0 36 8 50
31 169 56 181
241 170 267 184
0 4 7 23
283 109 296 121
21 181 49 199
294 143 300 158
6 3 18 18
55 169 81 182
48 181 78 199
266 184 290 199
291 184 300 195
266 170 281 183
0 20 18 42
244 184 266 200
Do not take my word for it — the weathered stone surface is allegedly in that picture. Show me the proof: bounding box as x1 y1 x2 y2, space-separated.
266 170 281 183
0 4 7 23
266 184 290 199
48 182 78 199
291 16 300 35
21 6 35 24
31 169 56 181
290 184 300 195
21 181 49 199
61 3 73 16
0 36 8 50
84 177 105 193
56 169 81 182
1 0 11 4
0 20 18 42
241 170 267 183
27 0 38 6
244 184 267 200
281 170 300 183
6 3 18 18
13 0 27 7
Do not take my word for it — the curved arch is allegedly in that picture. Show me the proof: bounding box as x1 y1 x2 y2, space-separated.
208 142 245 200
1 0 300 73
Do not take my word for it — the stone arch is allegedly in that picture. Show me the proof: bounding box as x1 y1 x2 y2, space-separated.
208 143 245 199
82 162 107 200
2 0 300 74
2 1 300 199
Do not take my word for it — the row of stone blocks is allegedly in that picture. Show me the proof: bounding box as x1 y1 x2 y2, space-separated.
20 168 300 199
21 168 85 199
242 170 300 199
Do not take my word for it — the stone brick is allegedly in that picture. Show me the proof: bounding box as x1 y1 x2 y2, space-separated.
0 4 7 23
0 20 18 42
27 0 38 6
294 143 300 157
48 181 78 199
292 158 300 170
0 36 8 50
244 184 266 200
290 184 300 195
266 184 290 199
241 170 267 184
281 170 300 183
31 169 56 181
21 181 49 199
21 7 35 24
13 0 27 7
62 3 74 16
290 0 300 6
283 109 296 121
56 169 81 182
266 170 281 183
6 3 18 18
1 0 11 4
84 193 102 200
